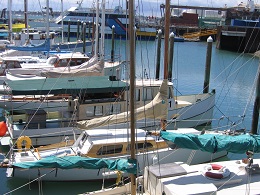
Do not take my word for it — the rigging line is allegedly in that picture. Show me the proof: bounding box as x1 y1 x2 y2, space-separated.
212 54 257 116
3 168 56 195
186 150 197 165
240 22 260 54
209 168 245 195
242 61 260 119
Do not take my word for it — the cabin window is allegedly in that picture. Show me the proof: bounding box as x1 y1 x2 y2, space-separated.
79 133 89 149
86 106 104 117
6 61 21 69
126 142 153 151
69 61 76 66
96 144 123 155
95 105 103 116
135 89 140 101
112 104 121 114
76 59 86 65
59 59 68 67
86 106 95 117
143 88 153 101
105 104 113 115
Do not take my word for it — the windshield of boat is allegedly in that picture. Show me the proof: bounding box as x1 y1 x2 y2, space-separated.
48 56 58 65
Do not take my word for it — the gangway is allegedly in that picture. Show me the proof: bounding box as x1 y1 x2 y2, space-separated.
183 29 217 39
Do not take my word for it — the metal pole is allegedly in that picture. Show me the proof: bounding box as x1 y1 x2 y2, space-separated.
88 21 91 39
83 22 86 53
203 36 213 93
67 20 70 42
129 0 136 193
77 20 80 40
155 29 162 80
168 32 174 81
251 63 260 134
61 0 64 43
111 25 115 62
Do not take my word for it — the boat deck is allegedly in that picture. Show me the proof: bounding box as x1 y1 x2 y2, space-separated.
145 159 260 195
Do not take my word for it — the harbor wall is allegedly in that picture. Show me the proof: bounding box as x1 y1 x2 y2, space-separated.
216 25 260 53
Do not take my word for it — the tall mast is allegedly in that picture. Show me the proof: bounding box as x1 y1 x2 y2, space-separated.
46 0 50 39
8 0 13 42
24 0 28 29
61 0 64 43
129 0 136 194
100 0 105 61
163 0 170 80
94 0 100 56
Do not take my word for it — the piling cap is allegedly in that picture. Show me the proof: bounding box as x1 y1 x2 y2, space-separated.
170 32 175 37
207 36 213 42
158 29 162 34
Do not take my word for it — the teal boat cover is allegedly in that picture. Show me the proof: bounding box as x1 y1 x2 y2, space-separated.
13 156 137 174
160 131 260 154
5 76 128 95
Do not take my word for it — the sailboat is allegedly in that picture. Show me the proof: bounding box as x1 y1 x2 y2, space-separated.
141 51 260 195
1 79 227 181
5 0 92 52
0 0 228 185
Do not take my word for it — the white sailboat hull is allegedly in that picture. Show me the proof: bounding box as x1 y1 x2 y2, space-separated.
7 147 227 181
2 91 215 147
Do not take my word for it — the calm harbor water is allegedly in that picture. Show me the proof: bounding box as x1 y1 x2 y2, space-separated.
0 39 259 194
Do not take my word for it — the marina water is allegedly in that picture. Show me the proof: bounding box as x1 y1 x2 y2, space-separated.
0 39 259 194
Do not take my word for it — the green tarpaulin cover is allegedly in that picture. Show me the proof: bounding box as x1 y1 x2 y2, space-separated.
160 131 260 154
13 156 137 174
5 76 128 95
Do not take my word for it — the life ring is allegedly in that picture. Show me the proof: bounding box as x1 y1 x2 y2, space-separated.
16 136 32 152
202 164 230 179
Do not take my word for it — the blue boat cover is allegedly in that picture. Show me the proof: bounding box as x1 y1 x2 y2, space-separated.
13 156 137 173
6 38 50 51
160 131 260 154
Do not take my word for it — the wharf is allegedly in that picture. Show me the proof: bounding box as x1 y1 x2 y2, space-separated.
216 25 260 53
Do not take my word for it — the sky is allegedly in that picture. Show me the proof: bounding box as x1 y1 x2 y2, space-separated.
0 0 258 17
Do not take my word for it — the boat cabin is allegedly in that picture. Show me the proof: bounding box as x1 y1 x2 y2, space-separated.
52 52 90 67
0 56 46 75
13 28 56 46
67 129 168 158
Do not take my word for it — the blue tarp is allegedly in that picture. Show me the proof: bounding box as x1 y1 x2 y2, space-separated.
160 131 260 154
13 156 137 174
6 38 50 51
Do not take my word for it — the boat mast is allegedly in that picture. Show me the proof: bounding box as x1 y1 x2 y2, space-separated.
46 0 50 40
24 0 29 41
24 0 28 29
94 0 100 57
61 0 64 43
163 0 170 80
100 0 105 61
8 0 13 42
129 0 136 194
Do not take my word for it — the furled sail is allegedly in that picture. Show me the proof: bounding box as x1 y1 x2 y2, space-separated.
40 57 104 78
12 156 137 173
77 79 169 130
160 131 260 154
